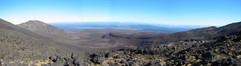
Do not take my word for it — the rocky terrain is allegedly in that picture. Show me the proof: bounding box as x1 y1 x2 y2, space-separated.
87 21 241 66
0 18 240 66
88 31 241 66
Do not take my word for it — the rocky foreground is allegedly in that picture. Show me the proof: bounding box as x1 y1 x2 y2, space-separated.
88 32 241 66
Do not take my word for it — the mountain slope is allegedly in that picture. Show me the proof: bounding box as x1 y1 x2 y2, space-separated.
0 18 20 30
0 19 86 66
215 21 241 36
160 21 241 42
18 20 67 38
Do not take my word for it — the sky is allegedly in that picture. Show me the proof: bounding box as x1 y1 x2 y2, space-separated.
0 0 241 26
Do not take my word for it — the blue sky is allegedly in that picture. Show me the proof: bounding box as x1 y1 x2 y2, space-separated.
0 0 241 26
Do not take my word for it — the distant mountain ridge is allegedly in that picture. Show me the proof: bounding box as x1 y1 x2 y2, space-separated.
49 22 204 33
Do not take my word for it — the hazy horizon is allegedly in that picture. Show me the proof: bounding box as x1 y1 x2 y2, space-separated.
0 0 241 26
